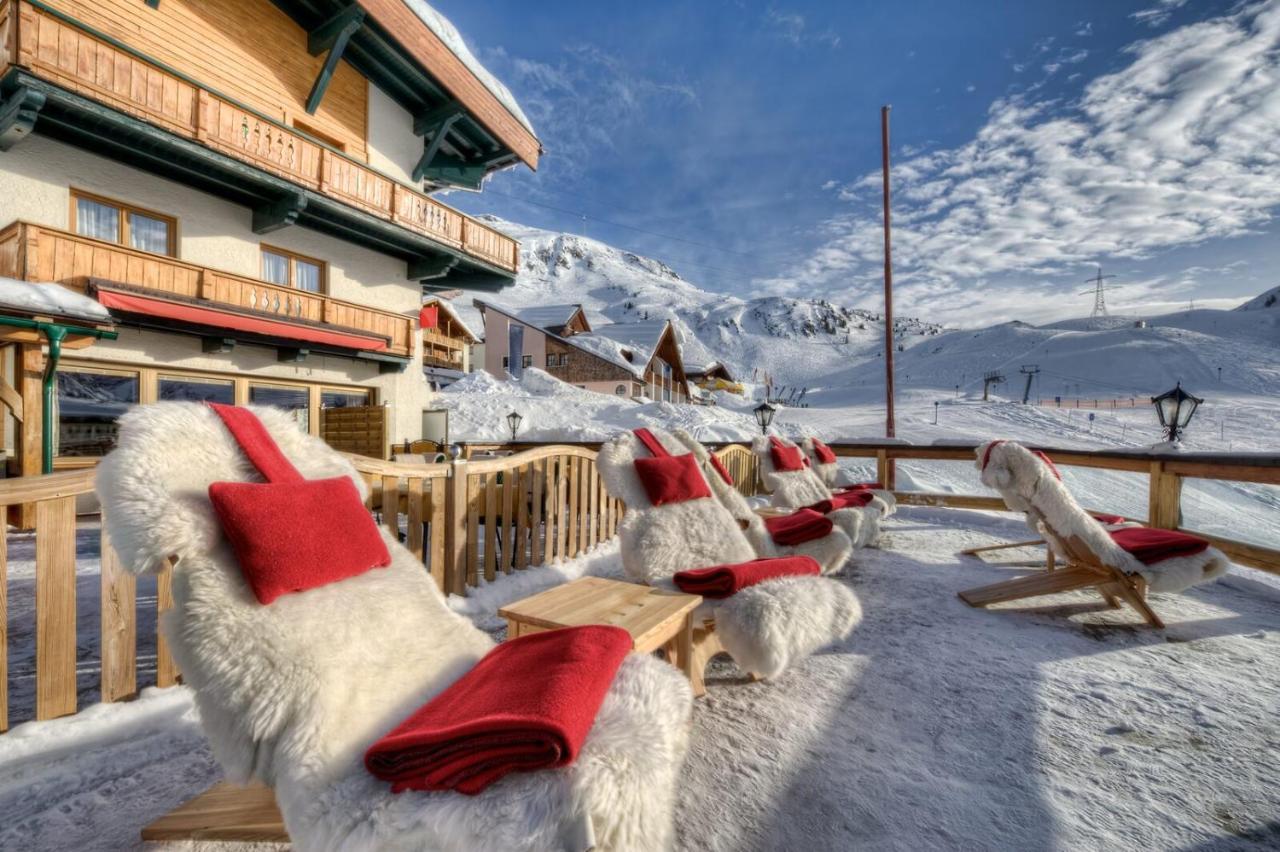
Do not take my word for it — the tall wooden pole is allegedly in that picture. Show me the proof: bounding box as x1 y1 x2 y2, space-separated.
881 106 896 449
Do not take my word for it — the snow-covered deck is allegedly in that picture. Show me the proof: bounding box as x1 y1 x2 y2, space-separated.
1 508 1278 851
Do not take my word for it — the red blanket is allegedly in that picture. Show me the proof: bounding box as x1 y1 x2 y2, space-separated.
1109 527 1208 565
836 482 881 492
674 556 821 598
764 509 834 546
365 625 632 795
807 490 874 515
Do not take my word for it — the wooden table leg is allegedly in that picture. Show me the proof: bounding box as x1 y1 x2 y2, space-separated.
676 616 693 684
505 618 521 640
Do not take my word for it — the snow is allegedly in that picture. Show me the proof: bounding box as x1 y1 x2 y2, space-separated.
512 304 581 330
1236 285 1279 311
0 276 113 324
3 509 1278 850
400 1 536 136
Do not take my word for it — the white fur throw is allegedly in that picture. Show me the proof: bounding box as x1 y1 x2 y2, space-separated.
597 430 861 679
751 436 882 548
667 431 852 575
798 437 897 518
975 440 1229 593
97 402 692 852
800 437 840 488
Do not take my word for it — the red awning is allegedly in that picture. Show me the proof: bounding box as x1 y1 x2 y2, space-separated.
96 289 389 352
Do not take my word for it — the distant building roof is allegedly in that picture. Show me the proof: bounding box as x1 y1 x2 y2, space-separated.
567 320 671 379
514 304 585 331
688 360 734 381
423 296 480 342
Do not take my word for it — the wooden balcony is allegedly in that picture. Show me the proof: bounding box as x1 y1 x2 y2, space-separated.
0 0 518 278
423 328 466 369
0 221 414 357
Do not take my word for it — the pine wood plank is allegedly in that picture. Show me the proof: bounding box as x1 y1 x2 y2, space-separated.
0 513 7 732
465 474 479 588
428 477 446 591
100 521 137 703
530 460 545 567
141 782 286 843
501 465 515 574
406 476 425 563
515 464 529 571
567 457 580 559
155 559 179 688
36 497 76 720
483 472 497 582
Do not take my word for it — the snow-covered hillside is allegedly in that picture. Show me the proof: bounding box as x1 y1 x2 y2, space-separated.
445 218 942 387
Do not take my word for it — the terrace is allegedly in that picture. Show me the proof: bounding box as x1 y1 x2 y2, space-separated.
0 440 1276 848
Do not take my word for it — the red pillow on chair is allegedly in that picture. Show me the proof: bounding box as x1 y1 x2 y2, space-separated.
811 439 838 465
210 477 391 605
770 442 807 472
634 453 712 507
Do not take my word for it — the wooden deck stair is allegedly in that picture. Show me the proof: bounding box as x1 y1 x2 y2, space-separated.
141 783 287 844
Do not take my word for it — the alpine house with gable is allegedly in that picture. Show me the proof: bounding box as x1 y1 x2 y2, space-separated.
0 0 539 475
475 300 692 403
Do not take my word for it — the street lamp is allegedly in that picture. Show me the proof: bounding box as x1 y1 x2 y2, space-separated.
934 400 940 424
753 401 776 435
506 410 523 442
1151 382 1202 442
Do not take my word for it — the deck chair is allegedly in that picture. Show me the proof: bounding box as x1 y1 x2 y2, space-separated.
597 429 861 696
661 429 852 574
958 440 1230 628
751 436 885 548
798 436 897 517
96 402 693 852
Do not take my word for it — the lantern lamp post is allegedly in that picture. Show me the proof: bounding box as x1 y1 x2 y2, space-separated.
753 401 776 435
506 410 523 442
1151 383 1202 442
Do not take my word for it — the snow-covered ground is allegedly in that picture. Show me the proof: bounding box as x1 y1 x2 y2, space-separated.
2 509 1278 851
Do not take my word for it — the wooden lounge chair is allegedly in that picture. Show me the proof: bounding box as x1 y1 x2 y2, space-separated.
958 440 1229 628
751 435 889 547
97 402 693 851
665 429 853 574
597 429 861 696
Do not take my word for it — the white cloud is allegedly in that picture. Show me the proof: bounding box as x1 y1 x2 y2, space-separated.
764 7 841 48
966 83 976 92
1131 0 1191 28
1075 21 1094 37
762 1 1280 326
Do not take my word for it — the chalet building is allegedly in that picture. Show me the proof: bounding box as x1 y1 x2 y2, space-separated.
475 301 692 402
687 360 743 396
0 0 540 477
420 296 478 389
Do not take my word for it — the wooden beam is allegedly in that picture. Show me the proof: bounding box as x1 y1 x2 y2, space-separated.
412 113 463 183
305 6 366 115
0 87 46 151
251 194 307 234
417 154 487 190
0 372 23 422
412 102 465 137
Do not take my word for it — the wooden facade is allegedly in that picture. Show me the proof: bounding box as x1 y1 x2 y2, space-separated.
421 298 475 370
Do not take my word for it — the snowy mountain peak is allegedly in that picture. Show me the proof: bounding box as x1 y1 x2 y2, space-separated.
1236 285 1279 311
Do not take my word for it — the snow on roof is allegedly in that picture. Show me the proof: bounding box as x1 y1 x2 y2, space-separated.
0 277 113 324
424 297 479 341
567 320 671 379
401 1 536 136
514 304 583 330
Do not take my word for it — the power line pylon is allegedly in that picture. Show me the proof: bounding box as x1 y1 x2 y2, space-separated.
1080 267 1116 319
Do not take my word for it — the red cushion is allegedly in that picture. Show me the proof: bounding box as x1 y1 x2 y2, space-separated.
811 439 838 464
634 453 712 506
837 482 882 492
365 625 631 795
708 453 735 486
209 476 391 604
1093 513 1129 526
764 509 833 546
1108 527 1208 565
673 556 821 598
770 441 807 472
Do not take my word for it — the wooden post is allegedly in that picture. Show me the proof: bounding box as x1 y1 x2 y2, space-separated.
36 496 76 720
155 559 179 688
100 521 137 703
443 460 468 596
0 509 6 732
16 343 41 528
427 477 445 591
1148 461 1182 529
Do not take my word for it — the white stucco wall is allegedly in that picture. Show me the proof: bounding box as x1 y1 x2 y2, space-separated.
0 137 431 442
365 84 421 187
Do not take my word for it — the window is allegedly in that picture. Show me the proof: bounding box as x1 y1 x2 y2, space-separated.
321 388 371 409
261 245 325 293
502 356 509 368
55 367 139 456
249 383 310 432
546 354 556 367
71 190 175 256
558 353 570 366
158 375 234 404
615 385 627 396
521 355 533 368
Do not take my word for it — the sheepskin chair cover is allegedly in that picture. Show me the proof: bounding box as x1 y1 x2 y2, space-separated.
666 430 852 575
597 429 861 680
798 438 897 518
799 436 840 488
975 440 1229 594
750 436 881 548
96 402 692 852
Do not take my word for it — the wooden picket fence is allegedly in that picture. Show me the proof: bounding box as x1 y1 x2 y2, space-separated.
2 438 1276 735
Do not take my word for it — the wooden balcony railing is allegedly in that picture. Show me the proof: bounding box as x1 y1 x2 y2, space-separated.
5 0 518 274
0 221 414 356
422 328 466 368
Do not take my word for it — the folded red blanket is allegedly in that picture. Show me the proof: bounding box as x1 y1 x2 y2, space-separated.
836 482 882 492
807 490 874 515
1109 527 1208 565
764 509 834 546
674 555 821 598
365 625 632 796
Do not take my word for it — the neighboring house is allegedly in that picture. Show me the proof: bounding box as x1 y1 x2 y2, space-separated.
687 360 744 396
420 297 478 389
475 301 692 402
0 0 540 474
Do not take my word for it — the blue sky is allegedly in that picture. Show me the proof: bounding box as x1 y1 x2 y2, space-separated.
438 0 1280 326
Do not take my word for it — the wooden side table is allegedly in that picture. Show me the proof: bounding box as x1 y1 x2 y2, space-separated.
499 577 703 687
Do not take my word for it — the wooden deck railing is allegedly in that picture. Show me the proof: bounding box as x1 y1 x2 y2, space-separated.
5 0 518 274
0 221 414 356
2 438 1274 733
422 329 466 369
